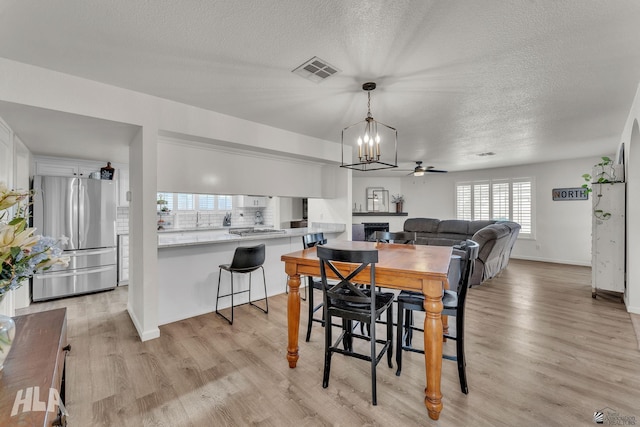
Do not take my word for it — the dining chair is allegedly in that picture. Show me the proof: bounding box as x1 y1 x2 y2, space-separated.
317 245 394 406
301 233 327 342
374 230 416 244
215 243 268 325
395 239 479 394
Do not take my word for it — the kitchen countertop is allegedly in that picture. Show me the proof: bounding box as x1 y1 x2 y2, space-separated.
157 223 345 248
157 225 249 233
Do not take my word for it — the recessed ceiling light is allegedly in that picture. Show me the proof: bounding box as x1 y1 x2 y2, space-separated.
292 56 340 83
477 152 496 157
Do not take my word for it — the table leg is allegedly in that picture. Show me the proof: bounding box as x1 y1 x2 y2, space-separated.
286 272 301 368
423 279 444 420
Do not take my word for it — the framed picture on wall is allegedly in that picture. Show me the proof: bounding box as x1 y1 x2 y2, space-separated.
366 186 388 212
372 189 389 212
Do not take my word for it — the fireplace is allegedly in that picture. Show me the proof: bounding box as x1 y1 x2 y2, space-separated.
362 222 389 242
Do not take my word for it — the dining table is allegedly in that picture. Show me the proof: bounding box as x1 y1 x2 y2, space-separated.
281 240 453 420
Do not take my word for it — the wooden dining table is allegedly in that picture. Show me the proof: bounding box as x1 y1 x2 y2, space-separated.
281 240 453 420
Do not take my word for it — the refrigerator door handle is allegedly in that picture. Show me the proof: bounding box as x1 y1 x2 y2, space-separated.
70 177 79 249
65 248 116 257
78 178 86 247
33 265 115 279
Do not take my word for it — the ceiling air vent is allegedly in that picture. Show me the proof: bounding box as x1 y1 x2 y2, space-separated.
292 56 340 83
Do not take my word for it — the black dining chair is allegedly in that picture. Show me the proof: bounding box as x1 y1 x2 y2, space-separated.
215 243 268 325
374 230 416 244
301 233 328 342
317 245 394 406
395 239 479 394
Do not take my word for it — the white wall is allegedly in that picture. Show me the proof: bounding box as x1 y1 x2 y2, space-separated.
621 84 640 314
354 157 600 266
309 166 351 240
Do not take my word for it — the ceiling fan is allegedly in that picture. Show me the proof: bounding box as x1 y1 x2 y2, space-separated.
404 161 448 176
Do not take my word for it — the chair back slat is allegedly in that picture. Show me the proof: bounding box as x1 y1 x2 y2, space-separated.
317 246 378 309
302 232 326 249
230 243 266 271
374 231 416 244
453 239 480 305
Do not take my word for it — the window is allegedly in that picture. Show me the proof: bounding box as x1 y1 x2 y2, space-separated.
176 193 194 210
157 193 174 211
157 192 233 212
217 195 232 211
455 178 533 238
198 195 215 210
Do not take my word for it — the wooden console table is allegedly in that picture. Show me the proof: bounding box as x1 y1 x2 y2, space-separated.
0 308 69 426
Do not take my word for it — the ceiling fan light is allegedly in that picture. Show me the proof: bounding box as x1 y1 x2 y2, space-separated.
414 171 424 177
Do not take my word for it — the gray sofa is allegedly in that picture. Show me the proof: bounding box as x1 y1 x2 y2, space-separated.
402 218 521 286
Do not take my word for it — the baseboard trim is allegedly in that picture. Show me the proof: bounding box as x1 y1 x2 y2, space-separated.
629 313 640 350
511 255 591 267
127 303 160 341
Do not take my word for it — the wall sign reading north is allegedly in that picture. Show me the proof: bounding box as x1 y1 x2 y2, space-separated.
552 187 589 201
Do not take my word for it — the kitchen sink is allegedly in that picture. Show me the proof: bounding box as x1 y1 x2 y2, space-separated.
228 228 286 236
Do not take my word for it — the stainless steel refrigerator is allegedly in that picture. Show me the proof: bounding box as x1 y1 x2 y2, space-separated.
31 175 117 301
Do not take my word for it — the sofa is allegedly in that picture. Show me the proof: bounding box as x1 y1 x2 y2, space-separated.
402 218 521 286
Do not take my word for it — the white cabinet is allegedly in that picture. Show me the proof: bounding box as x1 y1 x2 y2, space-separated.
592 182 625 297
238 195 267 207
0 120 11 187
35 157 130 207
118 234 129 284
117 167 129 207
35 158 103 177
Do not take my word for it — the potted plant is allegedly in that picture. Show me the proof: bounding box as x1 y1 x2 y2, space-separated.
391 194 405 213
581 156 622 220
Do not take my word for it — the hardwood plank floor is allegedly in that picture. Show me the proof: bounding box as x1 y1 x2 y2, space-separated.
17 259 640 426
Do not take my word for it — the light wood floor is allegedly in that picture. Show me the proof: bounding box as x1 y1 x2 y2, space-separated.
18 259 640 426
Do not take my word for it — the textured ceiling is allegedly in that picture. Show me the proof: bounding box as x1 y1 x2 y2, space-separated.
1 0 640 174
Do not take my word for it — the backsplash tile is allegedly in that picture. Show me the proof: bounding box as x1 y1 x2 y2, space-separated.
116 201 276 234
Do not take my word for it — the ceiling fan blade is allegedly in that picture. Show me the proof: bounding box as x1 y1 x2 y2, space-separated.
425 168 448 173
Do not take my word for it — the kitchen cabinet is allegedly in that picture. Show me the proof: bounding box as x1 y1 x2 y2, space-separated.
117 167 129 207
0 120 11 187
34 157 103 177
238 195 267 208
118 234 129 284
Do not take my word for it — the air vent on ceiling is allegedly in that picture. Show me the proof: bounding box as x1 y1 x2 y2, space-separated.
292 56 340 83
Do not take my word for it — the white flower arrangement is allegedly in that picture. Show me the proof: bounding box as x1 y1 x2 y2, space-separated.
0 182 69 300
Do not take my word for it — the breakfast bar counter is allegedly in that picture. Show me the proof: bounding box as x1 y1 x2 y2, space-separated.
157 224 345 248
156 223 345 325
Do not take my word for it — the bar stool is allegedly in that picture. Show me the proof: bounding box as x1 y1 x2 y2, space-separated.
215 243 268 325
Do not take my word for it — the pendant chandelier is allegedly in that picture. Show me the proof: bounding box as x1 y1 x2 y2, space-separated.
341 82 398 171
